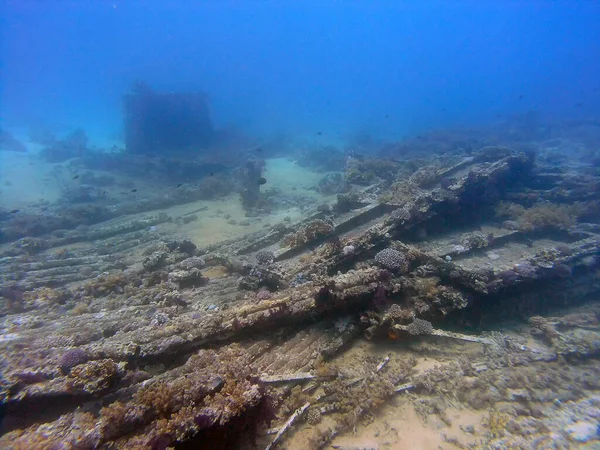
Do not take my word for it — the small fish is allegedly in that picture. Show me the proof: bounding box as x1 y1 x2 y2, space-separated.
9 209 20 214
73 175 80 179
385 114 389 118
176 183 182 188
316 131 322 135
254 147 262 153
208 172 215 177
131 189 138 193
258 177 267 186
103 191 107 195
518 94 524 100
574 102 583 107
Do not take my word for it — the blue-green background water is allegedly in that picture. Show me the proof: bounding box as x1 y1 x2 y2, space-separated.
1 1 599 144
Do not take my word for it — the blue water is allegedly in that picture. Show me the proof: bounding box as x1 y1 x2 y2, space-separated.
2 1 599 144
3 3 600 449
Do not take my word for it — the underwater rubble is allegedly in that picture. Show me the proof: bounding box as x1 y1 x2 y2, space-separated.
2 139 600 448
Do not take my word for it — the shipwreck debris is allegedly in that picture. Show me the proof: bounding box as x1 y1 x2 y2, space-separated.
2 136 600 449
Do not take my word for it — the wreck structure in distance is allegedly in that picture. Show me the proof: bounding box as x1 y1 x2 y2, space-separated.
123 82 215 155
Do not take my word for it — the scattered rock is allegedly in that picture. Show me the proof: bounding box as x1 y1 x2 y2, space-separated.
487 251 501 260
565 421 598 443
342 245 356 255
143 251 167 271
179 256 206 270
168 268 208 288
503 220 520 230
506 389 531 402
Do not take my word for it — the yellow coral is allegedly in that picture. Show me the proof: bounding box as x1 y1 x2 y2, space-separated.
486 410 510 438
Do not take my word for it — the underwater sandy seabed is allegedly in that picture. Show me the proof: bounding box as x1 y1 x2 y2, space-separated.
1 134 600 449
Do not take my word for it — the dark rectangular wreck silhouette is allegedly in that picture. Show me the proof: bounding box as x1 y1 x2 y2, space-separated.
124 83 214 154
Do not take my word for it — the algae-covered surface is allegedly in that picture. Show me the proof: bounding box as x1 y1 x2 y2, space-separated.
2 122 600 449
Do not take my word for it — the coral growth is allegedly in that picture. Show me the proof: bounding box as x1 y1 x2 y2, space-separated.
255 250 275 265
374 248 409 273
344 157 401 185
68 359 120 394
387 207 411 225
179 256 206 270
518 203 578 231
335 191 364 213
168 268 208 288
238 267 283 291
408 164 439 188
495 201 526 219
496 201 579 232
485 410 511 439
314 281 337 307
22 287 68 308
281 219 334 248
59 349 89 374
102 346 266 447
528 315 560 342
82 272 128 297
460 231 491 250
383 303 414 324
256 289 273 301
405 318 434 336
379 180 422 205
15 237 48 255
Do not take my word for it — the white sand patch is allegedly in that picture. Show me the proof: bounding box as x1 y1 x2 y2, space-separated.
156 196 312 248
0 151 62 210
146 158 337 247
264 157 328 198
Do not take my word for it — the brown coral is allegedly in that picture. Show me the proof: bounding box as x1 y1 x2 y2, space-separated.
82 272 129 297
528 315 560 341
518 203 578 231
136 380 184 417
22 287 67 308
497 201 579 232
68 358 119 394
281 219 334 248
383 303 414 323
